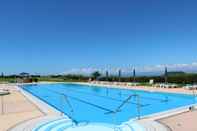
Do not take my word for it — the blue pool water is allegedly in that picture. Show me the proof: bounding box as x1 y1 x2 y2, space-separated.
23 83 196 125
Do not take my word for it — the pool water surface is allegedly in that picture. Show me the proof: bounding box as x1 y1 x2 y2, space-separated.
23 83 196 125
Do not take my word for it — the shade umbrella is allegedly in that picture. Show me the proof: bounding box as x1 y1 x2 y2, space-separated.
106 70 109 81
164 67 168 84
118 69 121 82
133 68 136 83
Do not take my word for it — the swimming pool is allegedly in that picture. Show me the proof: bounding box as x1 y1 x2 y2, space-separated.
23 83 196 125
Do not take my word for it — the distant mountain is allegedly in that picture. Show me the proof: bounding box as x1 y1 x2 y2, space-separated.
166 71 186 76
62 63 197 77
63 70 197 77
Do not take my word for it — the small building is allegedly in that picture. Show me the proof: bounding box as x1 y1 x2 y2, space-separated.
19 72 30 78
17 72 33 83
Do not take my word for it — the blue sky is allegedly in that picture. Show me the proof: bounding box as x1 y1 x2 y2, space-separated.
0 0 197 74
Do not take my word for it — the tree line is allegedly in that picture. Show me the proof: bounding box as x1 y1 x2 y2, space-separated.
1 71 197 84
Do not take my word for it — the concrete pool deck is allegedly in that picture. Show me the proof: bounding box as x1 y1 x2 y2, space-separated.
0 85 44 131
159 109 197 131
0 84 64 131
1 82 197 131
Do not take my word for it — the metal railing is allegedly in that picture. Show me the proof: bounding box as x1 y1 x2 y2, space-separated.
105 94 141 119
59 93 90 126
59 93 80 126
60 93 74 117
45 88 145 130
104 94 142 131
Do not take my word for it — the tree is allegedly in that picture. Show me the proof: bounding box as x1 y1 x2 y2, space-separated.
91 71 101 80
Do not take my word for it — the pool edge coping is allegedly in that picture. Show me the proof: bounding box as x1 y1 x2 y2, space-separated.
15 82 197 131
21 82 197 121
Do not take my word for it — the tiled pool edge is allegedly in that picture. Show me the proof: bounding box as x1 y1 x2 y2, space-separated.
11 83 178 131
20 87 62 116
26 83 195 124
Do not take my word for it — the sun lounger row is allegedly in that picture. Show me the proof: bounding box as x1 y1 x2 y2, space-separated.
154 83 179 88
89 81 140 87
183 85 197 90
89 81 197 91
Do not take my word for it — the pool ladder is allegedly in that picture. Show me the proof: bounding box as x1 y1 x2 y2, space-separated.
105 94 141 131
106 94 141 120
60 94 90 127
60 94 79 126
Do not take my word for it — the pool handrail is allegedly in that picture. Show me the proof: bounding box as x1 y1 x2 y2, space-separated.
105 94 141 120
58 93 80 126
60 93 74 116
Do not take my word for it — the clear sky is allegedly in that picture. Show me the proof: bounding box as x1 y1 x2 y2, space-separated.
0 0 197 74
